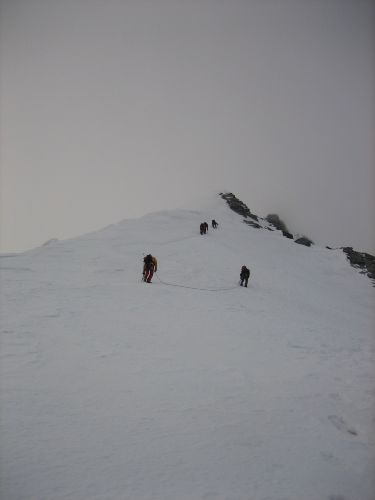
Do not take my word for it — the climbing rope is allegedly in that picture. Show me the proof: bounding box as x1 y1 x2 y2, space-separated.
154 272 239 292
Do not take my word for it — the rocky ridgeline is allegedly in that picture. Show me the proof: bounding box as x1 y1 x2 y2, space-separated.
220 192 374 283
220 192 259 221
342 247 375 282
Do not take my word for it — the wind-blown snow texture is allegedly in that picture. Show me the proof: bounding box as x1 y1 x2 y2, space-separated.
1 195 374 500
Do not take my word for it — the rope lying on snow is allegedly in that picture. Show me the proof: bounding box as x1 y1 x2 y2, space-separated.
154 272 239 292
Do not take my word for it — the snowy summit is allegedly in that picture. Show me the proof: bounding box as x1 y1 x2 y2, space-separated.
1 194 374 500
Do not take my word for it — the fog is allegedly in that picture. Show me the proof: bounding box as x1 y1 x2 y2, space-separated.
1 0 374 253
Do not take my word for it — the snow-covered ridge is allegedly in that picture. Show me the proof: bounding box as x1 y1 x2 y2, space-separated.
220 192 375 283
1 194 374 500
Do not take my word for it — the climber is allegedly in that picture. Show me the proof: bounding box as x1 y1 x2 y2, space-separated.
240 265 250 287
143 254 158 283
200 223 208 235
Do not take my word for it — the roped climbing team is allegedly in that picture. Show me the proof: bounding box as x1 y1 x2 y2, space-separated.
143 218 250 287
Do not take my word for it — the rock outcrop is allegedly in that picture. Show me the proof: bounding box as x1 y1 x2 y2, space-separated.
265 214 290 234
220 193 258 221
295 236 314 247
342 247 375 282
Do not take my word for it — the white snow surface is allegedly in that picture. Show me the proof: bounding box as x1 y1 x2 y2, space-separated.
1 195 374 500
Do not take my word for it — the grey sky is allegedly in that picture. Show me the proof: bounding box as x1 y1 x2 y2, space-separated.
1 0 374 254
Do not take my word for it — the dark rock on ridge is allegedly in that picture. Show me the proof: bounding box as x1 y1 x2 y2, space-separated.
295 236 314 247
342 247 375 281
265 214 290 234
282 231 294 239
220 193 258 221
243 220 262 229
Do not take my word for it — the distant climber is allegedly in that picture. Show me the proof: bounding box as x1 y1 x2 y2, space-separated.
211 219 218 229
143 254 158 283
204 222 209 233
240 265 250 287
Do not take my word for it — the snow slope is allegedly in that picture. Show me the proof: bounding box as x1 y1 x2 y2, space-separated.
1 195 374 500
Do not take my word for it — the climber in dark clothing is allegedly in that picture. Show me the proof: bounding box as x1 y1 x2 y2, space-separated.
240 265 250 287
143 254 158 283
211 219 218 229
200 222 208 235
